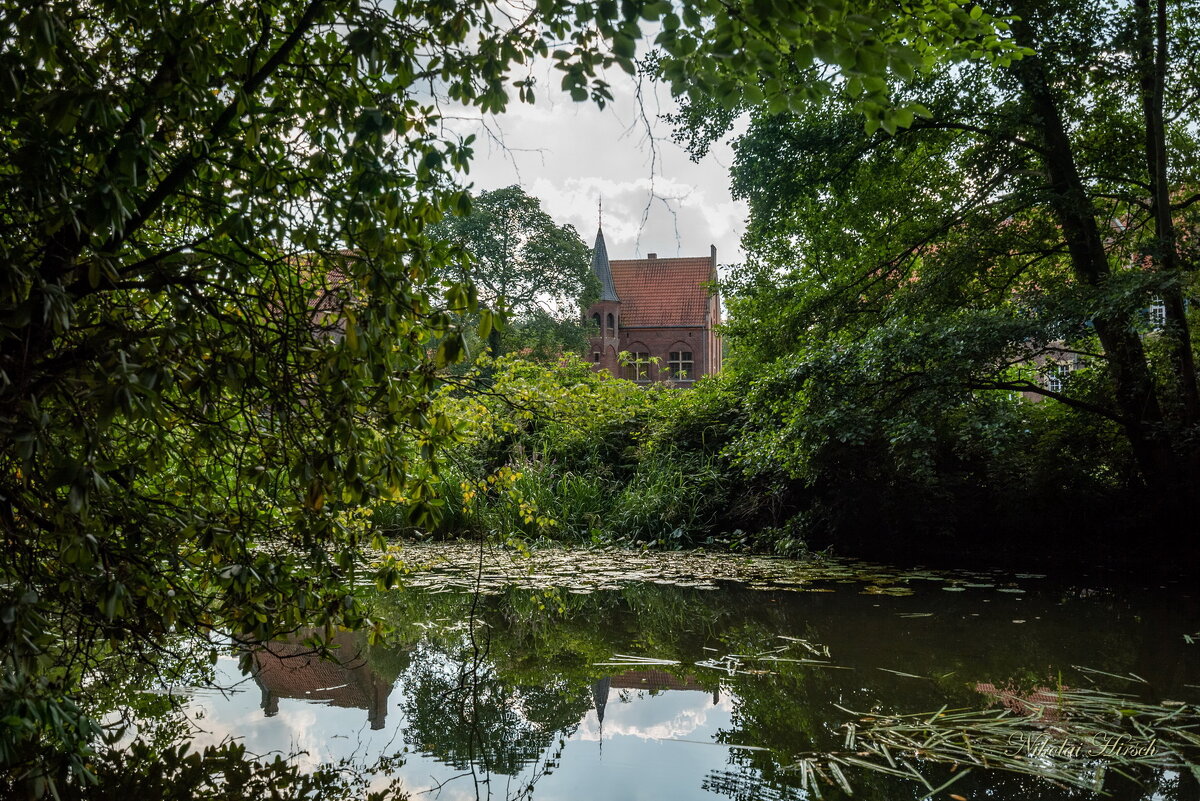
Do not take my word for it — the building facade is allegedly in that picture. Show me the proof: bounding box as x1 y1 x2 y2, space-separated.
584 226 722 385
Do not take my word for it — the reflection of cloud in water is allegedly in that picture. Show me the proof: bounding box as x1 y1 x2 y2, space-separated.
149 653 740 801
174 656 528 799
576 690 734 743
176 658 367 772
386 780 496 801
271 707 325 771
183 697 327 770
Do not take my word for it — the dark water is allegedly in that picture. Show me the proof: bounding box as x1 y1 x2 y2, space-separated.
148 546 1200 800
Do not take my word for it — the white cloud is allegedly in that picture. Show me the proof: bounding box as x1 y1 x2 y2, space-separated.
575 690 734 743
439 63 749 270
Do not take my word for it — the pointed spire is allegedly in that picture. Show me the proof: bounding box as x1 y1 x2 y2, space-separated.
592 222 620 303
592 676 610 758
592 676 610 725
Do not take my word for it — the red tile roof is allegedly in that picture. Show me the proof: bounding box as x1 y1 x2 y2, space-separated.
608 669 709 692
609 256 716 327
252 639 375 709
975 682 1065 721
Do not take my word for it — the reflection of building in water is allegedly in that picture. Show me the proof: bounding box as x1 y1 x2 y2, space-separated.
251 630 392 729
592 669 720 726
975 682 1065 722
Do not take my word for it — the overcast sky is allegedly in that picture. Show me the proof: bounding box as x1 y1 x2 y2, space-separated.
443 64 748 272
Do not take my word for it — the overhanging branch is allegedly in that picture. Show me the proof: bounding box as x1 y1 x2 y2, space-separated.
969 378 1125 424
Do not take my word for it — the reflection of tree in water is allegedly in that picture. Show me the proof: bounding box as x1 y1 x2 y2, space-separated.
89 634 221 757
700 607 1200 801
370 578 1200 801
398 636 592 778
703 755 1143 801
703 765 804 801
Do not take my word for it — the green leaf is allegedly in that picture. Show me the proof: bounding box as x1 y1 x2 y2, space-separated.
613 33 636 59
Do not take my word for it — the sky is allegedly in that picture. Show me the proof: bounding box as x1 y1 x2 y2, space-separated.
442 63 749 272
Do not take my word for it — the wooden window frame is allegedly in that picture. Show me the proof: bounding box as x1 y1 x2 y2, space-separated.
623 351 651 382
667 350 694 381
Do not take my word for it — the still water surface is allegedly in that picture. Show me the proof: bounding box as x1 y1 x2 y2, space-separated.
157 545 1200 800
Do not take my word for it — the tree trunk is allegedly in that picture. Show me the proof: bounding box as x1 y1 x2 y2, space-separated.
1136 0 1200 429
1007 39 1175 486
488 325 503 359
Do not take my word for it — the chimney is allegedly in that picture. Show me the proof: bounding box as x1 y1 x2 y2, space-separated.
647 253 657 260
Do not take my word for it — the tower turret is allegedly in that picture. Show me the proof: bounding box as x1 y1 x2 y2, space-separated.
586 223 622 376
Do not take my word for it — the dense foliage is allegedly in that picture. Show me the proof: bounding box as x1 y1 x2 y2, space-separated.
0 0 659 794
428 185 598 361
413 351 1154 564
427 0 1200 561
660 0 1200 552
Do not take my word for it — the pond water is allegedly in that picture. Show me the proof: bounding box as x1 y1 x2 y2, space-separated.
150 544 1200 800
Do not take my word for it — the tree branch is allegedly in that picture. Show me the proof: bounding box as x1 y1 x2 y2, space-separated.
103 0 329 256
969 378 1125 423
903 119 1045 154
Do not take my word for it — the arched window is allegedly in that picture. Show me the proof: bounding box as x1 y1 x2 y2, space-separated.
592 313 601 330
606 312 615 334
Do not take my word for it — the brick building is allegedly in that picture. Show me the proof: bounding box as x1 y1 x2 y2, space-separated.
585 225 722 384
251 629 392 730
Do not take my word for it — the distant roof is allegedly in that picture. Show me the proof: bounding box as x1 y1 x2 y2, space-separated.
610 255 717 327
592 227 620 302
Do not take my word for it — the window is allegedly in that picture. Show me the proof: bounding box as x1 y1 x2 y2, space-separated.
622 352 651 382
1149 296 1166 329
1043 361 1071 393
667 351 693 380
606 313 615 334
592 313 601 329
592 351 601 363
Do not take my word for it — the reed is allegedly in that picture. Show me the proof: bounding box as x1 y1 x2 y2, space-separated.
782 682 1199 797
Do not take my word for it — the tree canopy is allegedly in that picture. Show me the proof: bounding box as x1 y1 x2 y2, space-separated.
674 0 1200 501
429 185 596 359
0 0 648 792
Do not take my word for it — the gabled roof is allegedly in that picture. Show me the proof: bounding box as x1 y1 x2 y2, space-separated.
252 640 373 709
609 255 717 327
591 227 620 302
